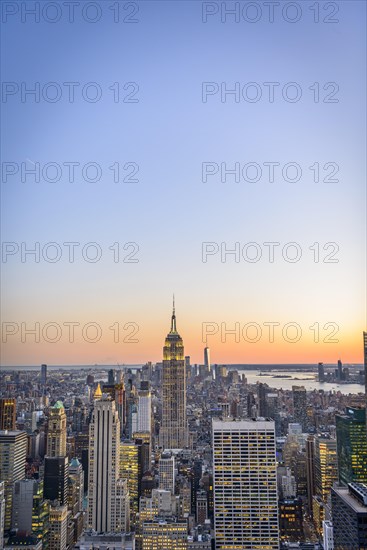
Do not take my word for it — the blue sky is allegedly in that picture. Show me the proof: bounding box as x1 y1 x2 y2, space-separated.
1 1 366 365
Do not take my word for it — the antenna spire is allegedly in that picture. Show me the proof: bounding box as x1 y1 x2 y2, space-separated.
171 294 177 332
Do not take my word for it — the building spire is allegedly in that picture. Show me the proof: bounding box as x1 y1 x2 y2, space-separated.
171 294 177 332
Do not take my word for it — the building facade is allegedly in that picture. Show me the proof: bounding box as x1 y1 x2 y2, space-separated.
212 418 279 550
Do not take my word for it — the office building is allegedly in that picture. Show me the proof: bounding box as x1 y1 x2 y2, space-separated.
0 399 16 431
336 407 367 485
314 435 338 503
48 503 68 550
138 382 151 434
88 396 120 532
46 402 67 458
212 418 279 550
159 452 175 494
279 498 304 543
142 518 187 550
331 482 367 549
44 456 69 506
204 347 210 375
0 430 27 531
292 386 307 431
160 300 188 449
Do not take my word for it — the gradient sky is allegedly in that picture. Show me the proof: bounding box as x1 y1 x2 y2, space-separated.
1 1 366 366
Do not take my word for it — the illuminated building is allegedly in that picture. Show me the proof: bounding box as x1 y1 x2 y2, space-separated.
48 503 68 550
204 347 211 376
0 430 27 531
133 431 151 476
0 398 16 431
279 498 303 542
336 407 367 485
212 419 279 550
138 382 151 434
332 482 367 549
12 480 49 541
292 386 307 431
0 482 5 549
314 435 338 503
160 299 188 450
159 452 175 494
312 495 325 536
141 518 187 550
323 520 334 550
120 441 141 516
88 396 120 532
306 435 315 515
46 401 67 458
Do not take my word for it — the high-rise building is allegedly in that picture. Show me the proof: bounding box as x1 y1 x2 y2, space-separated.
0 430 27 531
212 419 279 550
292 386 307 431
68 458 84 513
108 369 115 385
336 407 367 485
120 441 141 517
0 399 16 431
141 518 187 550
159 452 175 494
306 435 316 515
0 482 5 549
160 300 187 450
88 396 120 532
314 435 338 503
48 503 68 550
279 498 304 543
47 402 67 458
332 482 367 549
337 359 343 381
12 480 48 542
44 456 69 506
323 520 334 550
41 364 47 386
116 478 130 534
318 362 325 383
138 382 151 434
204 347 211 375
257 383 267 417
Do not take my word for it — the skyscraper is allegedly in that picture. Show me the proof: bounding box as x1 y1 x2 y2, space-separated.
48 503 68 550
0 399 16 431
47 401 67 458
314 435 338 503
0 430 27 531
158 452 175 494
41 364 47 386
160 299 187 450
332 483 367 549
0 482 5 549
137 382 151 434
88 396 121 532
204 346 211 375
212 418 279 550
44 456 69 506
292 386 307 431
318 362 325 383
336 407 367 485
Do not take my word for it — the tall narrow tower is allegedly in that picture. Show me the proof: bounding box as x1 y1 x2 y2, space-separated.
160 298 187 449
88 395 121 532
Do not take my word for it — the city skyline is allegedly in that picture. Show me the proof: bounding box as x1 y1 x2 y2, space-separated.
1 2 366 368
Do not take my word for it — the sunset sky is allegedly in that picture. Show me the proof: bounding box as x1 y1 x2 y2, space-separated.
1 1 366 366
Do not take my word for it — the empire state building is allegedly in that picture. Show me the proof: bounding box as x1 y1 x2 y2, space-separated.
160 299 188 449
